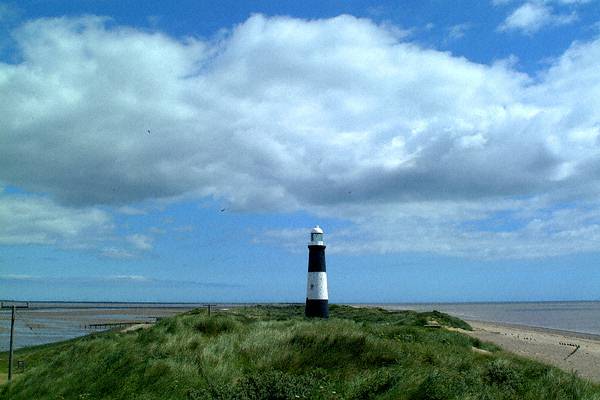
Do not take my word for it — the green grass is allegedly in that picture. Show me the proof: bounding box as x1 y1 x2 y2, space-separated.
1 305 599 399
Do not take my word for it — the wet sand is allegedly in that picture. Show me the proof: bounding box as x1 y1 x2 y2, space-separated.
460 320 600 383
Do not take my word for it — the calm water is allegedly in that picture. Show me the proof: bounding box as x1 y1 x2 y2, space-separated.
1 301 600 350
382 301 600 335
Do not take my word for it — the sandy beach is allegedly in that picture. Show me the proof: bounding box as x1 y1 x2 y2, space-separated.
460 320 600 383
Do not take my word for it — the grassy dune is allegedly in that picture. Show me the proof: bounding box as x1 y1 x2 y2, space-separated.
1 305 599 399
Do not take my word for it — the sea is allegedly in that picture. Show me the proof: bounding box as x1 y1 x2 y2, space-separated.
1 301 600 351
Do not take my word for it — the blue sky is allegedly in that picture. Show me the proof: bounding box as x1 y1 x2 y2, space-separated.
2 0 600 302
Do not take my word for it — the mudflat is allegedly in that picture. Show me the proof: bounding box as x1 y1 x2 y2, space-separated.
461 320 600 383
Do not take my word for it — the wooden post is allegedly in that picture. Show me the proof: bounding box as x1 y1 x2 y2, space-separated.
203 304 216 317
8 305 15 381
2 302 29 382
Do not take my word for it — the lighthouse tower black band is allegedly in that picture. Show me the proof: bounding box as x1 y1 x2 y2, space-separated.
305 299 328 318
305 243 329 318
308 245 326 272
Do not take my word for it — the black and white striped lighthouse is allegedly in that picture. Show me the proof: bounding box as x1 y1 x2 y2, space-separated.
305 225 329 318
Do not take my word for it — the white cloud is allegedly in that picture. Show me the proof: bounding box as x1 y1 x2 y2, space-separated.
447 23 471 40
149 227 166 234
499 2 577 33
493 0 593 6
2 15 600 258
0 194 112 245
100 247 135 259
325 200 600 259
117 206 147 215
0 273 242 288
554 0 592 4
126 234 153 251
173 225 194 233
0 15 530 209
0 274 36 280
0 192 152 257
107 274 149 282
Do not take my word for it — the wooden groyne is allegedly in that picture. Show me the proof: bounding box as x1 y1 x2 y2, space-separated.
83 319 158 330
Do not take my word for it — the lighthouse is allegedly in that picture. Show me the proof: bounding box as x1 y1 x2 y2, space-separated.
305 225 329 318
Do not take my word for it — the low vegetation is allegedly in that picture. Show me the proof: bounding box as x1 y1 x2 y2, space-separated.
1 305 599 399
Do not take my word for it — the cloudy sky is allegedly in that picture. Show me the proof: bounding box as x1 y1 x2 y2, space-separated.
2 0 600 302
